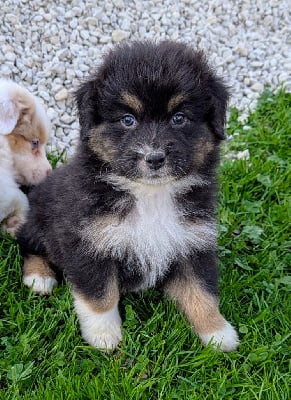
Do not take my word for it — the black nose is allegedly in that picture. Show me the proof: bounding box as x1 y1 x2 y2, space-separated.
145 151 166 170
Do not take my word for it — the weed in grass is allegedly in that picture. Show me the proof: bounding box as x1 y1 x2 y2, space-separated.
46 149 67 169
0 88 290 399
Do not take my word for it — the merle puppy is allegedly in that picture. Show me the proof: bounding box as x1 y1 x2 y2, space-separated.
17 41 239 351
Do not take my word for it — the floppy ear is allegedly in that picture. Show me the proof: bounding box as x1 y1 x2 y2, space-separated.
207 77 230 140
0 98 20 135
75 79 101 139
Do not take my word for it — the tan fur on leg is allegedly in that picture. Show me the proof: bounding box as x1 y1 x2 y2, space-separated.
164 268 239 351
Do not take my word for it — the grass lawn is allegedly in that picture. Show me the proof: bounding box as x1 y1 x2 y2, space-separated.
0 88 290 399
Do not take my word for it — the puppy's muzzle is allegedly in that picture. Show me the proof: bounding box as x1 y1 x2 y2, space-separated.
145 151 166 170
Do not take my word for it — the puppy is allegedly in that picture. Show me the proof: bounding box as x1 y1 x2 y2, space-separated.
0 79 52 235
17 41 239 351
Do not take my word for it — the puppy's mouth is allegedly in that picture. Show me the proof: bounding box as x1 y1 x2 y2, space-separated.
136 172 175 186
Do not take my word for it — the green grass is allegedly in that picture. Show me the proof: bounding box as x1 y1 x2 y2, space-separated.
1 88 290 399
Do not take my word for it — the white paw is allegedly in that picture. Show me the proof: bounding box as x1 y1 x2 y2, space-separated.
199 321 239 352
23 274 57 295
82 323 122 350
75 300 122 350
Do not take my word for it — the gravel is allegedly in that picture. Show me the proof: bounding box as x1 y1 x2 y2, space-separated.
1 0 290 156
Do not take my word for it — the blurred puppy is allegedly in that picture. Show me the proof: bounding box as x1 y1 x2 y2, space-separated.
0 79 52 235
17 42 239 351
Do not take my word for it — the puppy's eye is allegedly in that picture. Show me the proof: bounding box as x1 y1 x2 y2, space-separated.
172 112 187 126
31 139 39 150
120 114 137 128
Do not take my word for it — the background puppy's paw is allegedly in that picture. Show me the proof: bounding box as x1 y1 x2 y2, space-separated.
199 321 239 352
2 215 24 236
23 273 58 295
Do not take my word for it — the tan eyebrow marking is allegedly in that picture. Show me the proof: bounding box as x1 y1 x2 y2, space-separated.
167 94 187 113
121 92 143 114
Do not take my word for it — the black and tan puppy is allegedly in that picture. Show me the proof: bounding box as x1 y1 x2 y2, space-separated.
17 41 239 351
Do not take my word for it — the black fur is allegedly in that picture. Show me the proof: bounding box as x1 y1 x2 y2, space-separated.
17 41 229 309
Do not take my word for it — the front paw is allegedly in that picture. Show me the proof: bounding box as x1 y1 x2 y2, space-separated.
82 322 122 350
23 273 58 295
2 215 24 236
75 301 122 350
199 321 239 352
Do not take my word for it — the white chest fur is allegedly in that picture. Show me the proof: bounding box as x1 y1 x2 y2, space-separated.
83 181 216 288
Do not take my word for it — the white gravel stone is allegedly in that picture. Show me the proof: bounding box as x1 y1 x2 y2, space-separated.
47 107 59 122
54 88 69 101
0 0 290 155
111 30 129 42
60 114 75 124
250 83 265 93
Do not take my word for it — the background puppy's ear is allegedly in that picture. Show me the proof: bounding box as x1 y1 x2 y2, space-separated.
75 79 100 139
0 99 20 135
207 78 230 140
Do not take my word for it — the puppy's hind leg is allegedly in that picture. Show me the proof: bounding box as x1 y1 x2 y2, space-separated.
163 257 239 352
23 255 58 295
72 275 121 351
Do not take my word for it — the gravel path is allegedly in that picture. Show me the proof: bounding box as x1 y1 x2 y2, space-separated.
1 0 290 155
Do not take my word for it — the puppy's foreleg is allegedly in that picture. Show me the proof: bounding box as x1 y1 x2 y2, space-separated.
0 187 29 236
23 255 57 295
72 275 122 350
163 257 239 352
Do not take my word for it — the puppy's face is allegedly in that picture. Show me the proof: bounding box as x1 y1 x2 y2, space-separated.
76 42 229 183
0 80 52 186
